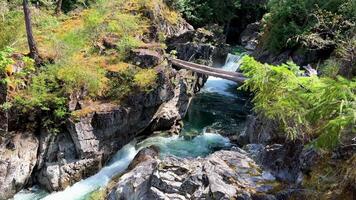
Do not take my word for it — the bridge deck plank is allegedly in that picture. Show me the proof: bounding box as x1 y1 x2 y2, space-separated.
170 58 246 83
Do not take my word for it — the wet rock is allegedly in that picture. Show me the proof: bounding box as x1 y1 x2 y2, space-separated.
150 69 207 132
0 133 39 199
109 149 279 200
244 141 304 182
108 147 159 200
36 131 94 192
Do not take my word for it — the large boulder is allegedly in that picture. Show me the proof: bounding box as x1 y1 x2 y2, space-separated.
109 148 279 200
108 147 159 200
0 133 39 200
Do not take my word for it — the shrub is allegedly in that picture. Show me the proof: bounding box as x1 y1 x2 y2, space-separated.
172 0 241 27
263 0 356 52
0 48 14 76
116 36 142 56
13 54 108 119
134 69 158 91
240 55 355 148
13 67 67 119
105 67 136 99
56 63 108 96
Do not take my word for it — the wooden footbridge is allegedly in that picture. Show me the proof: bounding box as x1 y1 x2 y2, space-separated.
170 58 246 83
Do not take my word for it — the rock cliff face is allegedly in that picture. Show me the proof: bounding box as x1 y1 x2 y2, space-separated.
34 62 207 192
143 0 194 39
0 134 39 200
167 25 230 66
108 147 278 200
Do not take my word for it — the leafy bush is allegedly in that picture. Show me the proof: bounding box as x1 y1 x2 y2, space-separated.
0 48 14 76
263 0 356 52
107 13 145 37
14 69 67 118
168 0 241 27
240 56 355 148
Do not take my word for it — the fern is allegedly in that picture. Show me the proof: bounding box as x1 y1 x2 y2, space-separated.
240 56 356 148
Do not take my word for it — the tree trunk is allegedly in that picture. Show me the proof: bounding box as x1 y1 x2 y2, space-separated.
55 0 63 15
23 0 41 65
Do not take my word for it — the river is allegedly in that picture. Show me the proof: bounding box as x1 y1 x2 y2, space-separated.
13 53 250 200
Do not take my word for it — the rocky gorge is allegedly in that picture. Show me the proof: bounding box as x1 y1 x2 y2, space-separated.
1 0 355 200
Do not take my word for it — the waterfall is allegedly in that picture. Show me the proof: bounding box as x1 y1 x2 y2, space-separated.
202 53 244 96
222 53 244 72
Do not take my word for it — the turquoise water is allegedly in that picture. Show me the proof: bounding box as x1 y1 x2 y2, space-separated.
13 53 248 200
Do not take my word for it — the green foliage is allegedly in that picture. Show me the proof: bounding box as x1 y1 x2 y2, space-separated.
240 56 356 148
0 48 14 75
106 67 158 99
1 0 158 130
116 36 142 56
0 10 24 50
56 63 108 96
134 69 158 92
170 0 241 27
61 0 97 13
14 68 67 118
13 59 108 119
264 0 356 52
0 48 36 92
105 67 136 99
